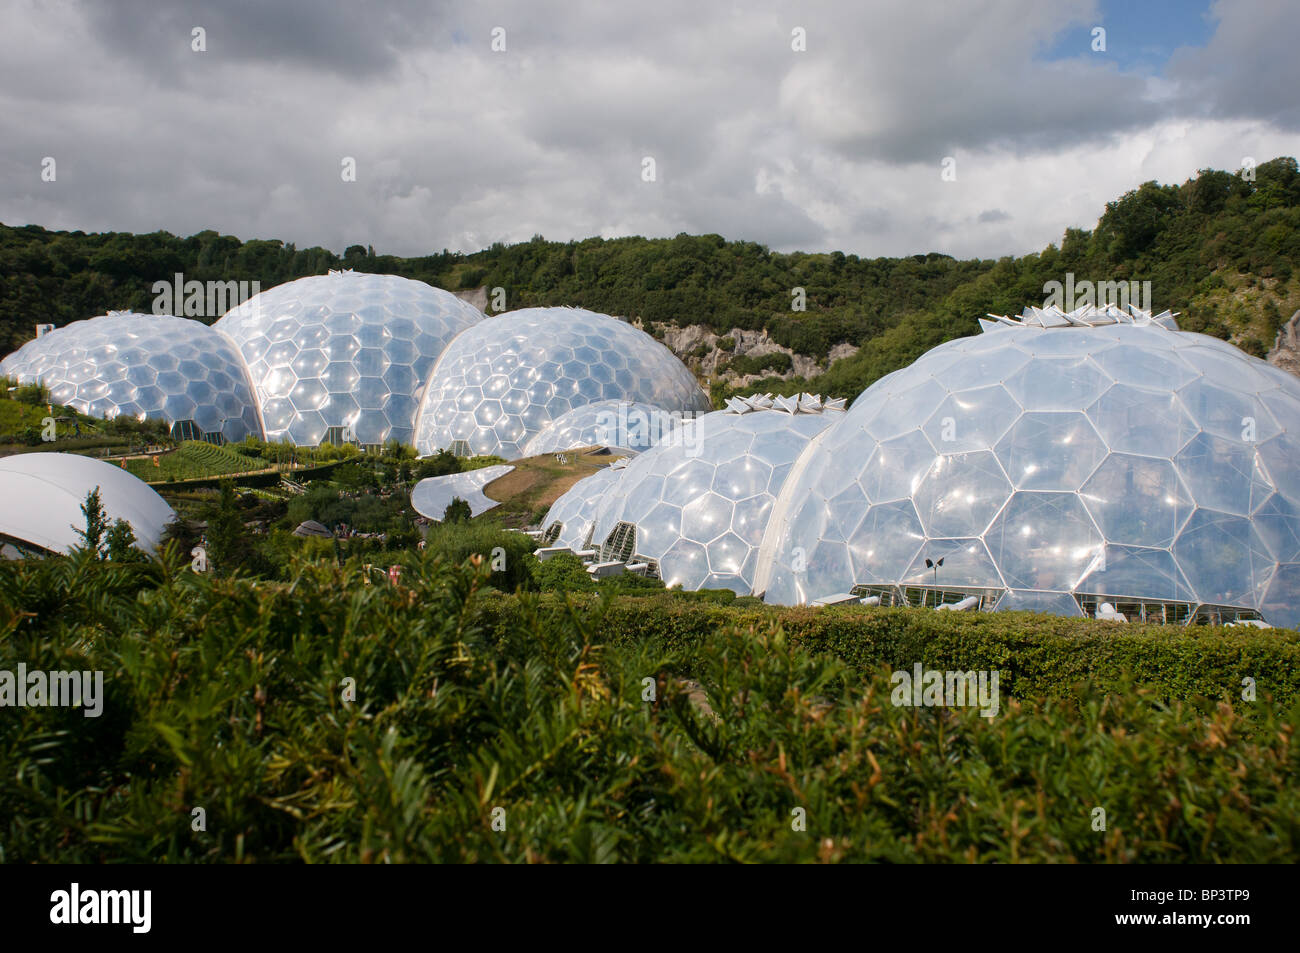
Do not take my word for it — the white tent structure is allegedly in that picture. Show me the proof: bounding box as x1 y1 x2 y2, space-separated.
410 465 515 521
0 452 176 555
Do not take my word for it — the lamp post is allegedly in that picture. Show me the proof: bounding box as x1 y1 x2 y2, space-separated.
924 556 944 607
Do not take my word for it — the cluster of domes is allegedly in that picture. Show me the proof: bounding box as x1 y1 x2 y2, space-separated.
542 309 1300 629
2 276 708 460
10 280 1300 629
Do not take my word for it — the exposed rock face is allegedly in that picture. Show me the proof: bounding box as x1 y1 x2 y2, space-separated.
463 300 855 389
646 322 856 388
1267 310 1300 378
454 286 490 312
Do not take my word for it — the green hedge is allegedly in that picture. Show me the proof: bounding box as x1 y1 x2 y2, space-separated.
0 553 1297 861
475 595 1300 703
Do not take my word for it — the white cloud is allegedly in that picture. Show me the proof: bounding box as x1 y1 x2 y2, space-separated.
0 0 1295 261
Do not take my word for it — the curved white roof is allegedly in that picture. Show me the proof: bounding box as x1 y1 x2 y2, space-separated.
521 399 677 457
410 465 515 521
0 452 176 554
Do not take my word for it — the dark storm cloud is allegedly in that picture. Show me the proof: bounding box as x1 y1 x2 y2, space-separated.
77 0 448 79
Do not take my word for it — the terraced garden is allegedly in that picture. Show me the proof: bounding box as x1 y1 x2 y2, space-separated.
123 440 271 482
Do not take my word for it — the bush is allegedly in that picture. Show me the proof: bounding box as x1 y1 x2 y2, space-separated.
534 552 594 592
462 455 508 471
442 497 472 523
413 449 462 480
13 382 49 406
0 555 1296 862
420 519 536 592
475 597 1300 703
724 351 793 377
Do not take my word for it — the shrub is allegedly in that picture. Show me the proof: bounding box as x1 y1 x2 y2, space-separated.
724 351 793 377
443 497 472 523
14 382 49 406
413 450 462 480
475 597 1300 703
534 552 594 592
0 555 1296 862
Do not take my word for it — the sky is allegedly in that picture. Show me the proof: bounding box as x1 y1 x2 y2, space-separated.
1 0 1297 261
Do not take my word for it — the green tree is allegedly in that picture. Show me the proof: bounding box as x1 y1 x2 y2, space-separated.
73 487 110 558
106 517 145 562
443 497 472 523
533 552 594 592
205 482 252 576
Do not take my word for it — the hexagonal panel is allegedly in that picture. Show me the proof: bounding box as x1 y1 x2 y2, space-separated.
912 450 1012 538
1076 544 1195 602
860 429 936 503
844 500 925 584
1173 509 1273 607
986 491 1103 591
995 412 1106 491
922 385 1022 453
1087 383 1198 457
1175 432 1272 516
1004 356 1110 411
1081 453 1193 548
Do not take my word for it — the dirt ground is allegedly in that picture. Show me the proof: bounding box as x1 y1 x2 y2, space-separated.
481 446 630 527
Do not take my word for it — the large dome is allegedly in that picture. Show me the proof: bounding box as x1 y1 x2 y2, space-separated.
521 399 676 457
540 459 630 551
412 307 710 460
215 271 483 447
754 306 1300 629
0 452 176 555
588 395 844 593
0 312 263 442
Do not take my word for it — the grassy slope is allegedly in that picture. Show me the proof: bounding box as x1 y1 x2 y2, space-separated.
481 447 628 527
122 440 268 483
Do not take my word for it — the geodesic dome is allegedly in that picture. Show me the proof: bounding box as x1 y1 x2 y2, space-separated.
412 307 711 460
0 311 263 442
754 305 1300 630
521 399 677 457
215 271 484 447
540 459 630 550
588 394 844 593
